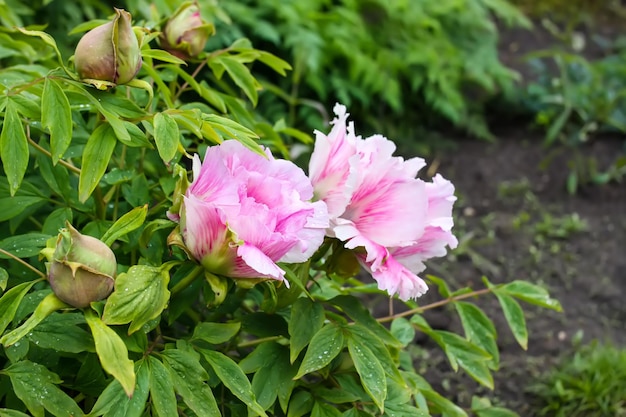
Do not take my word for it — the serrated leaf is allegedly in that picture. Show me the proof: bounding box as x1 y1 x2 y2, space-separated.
1 360 83 417
153 112 180 163
289 298 324 363
0 292 69 347
85 310 136 397
494 292 528 350
1 100 29 195
294 323 344 379
0 281 37 335
499 281 562 311
42 78 73 163
161 349 220 417
347 338 386 412
200 349 267 416
102 264 171 334
78 123 117 202
148 357 177 417
191 321 241 344
101 205 148 246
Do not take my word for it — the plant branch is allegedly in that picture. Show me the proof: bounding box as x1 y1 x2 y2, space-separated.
0 248 46 279
170 265 204 295
27 136 81 175
377 287 493 323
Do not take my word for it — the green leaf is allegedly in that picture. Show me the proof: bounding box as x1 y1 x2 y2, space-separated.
0 233 50 259
455 302 499 369
102 264 171 334
191 321 241 344
200 349 268 416
499 281 562 311
287 391 314 417
0 281 37 335
214 56 260 105
257 51 292 76
101 205 148 246
0 292 69 347
15 28 66 69
85 310 136 397
161 349 220 417
153 112 180 164
27 312 93 353
78 123 117 202
89 360 150 417
494 292 528 350
294 323 344 379
0 267 7 292
42 78 73 164
250 346 296 411
289 297 325 363
141 48 186 65
432 330 494 388
0 197 45 222
384 403 431 417
312 401 343 417
347 338 387 412
1 361 83 417
346 323 404 384
0 100 29 195
148 357 178 417
330 295 402 347
390 317 416 347
0 409 31 417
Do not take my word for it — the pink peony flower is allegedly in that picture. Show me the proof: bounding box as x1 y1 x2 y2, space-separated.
309 104 457 300
178 140 328 284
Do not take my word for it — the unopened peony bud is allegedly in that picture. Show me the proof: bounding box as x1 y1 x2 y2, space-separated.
47 222 117 308
160 2 215 59
74 8 142 87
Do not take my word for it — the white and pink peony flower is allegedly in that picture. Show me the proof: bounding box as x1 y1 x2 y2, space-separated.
176 140 328 284
309 104 457 300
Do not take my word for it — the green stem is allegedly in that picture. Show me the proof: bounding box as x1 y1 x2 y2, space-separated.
170 265 204 295
27 134 81 175
0 248 46 278
237 335 284 349
377 287 493 323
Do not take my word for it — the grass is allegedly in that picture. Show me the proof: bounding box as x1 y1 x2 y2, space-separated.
529 341 626 417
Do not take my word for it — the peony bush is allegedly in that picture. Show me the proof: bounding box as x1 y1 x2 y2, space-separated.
0 3 561 417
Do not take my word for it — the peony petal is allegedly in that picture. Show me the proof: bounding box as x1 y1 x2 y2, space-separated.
360 252 428 300
237 243 286 282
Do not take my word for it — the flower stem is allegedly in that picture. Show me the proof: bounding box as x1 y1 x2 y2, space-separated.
377 287 493 323
0 248 46 279
170 264 204 295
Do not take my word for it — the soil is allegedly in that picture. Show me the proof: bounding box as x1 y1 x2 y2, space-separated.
418 131 626 415
386 14 626 415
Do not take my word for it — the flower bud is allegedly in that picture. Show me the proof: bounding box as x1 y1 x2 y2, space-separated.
47 222 117 308
74 8 142 87
160 2 215 59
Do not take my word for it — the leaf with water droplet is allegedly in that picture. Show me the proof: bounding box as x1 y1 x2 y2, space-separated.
294 323 344 379
102 263 171 334
0 360 83 417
